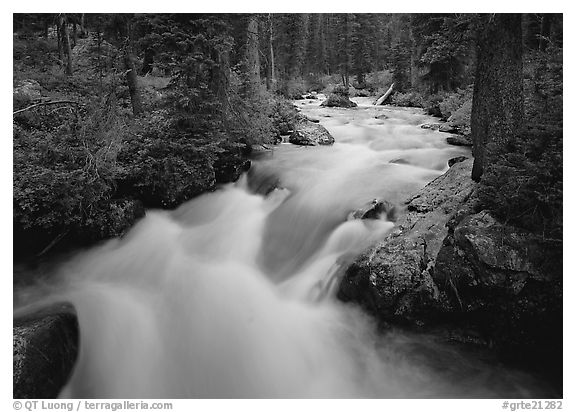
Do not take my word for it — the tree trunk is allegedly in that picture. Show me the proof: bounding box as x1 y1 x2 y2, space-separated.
522 13 540 50
245 14 261 96
56 23 64 64
64 25 73 75
471 14 524 182
72 22 77 48
409 14 420 89
539 14 552 51
141 48 154 75
266 14 276 91
43 17 49 39
79 14 86 38
124 48 143 116
59 15 73 75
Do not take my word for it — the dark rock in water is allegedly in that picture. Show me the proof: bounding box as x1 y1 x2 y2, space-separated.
421 123 441 131
421 123 460 134
320 94 358 108
348 199 399 222
375 114 388 120
289 120 335 146
389 158 409 165
338 160 476 324
439 123 458 133
14 308 79 398
434 212 562 365
302 93 318 100
446 135 473 146
448 156 468 167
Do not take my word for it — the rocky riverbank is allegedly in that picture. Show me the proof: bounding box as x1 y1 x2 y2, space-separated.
14 305 79 398
338 159 562 384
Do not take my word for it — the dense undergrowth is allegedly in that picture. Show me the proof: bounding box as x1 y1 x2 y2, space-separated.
13 33 298 258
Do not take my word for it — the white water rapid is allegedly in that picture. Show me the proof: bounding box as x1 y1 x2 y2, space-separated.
15 96 552 398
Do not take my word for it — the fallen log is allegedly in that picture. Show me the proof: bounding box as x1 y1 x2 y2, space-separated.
13 100 80 116
374 83 395 105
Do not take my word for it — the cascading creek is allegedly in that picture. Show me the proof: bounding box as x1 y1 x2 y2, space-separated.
14 96 546 398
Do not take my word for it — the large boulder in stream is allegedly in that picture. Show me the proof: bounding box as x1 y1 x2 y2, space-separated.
338 158 562 374
320 93 358 108
289 120 335 146
14 306 79 398
338 160 477 325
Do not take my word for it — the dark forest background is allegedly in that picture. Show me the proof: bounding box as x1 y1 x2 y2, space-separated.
13 13 562 259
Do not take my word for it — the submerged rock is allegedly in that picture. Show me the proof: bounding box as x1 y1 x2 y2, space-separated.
289 120 335 146
14 307 79 398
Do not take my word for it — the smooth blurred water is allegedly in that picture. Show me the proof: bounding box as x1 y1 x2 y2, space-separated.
14 97 553 398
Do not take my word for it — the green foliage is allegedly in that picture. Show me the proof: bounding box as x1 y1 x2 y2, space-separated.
438 86 472 120
269 99 300 137
422 92 444 117
331 84 350 97
447 100 472 134
478 40 562 239
13 97 134 248
524 45 563 125
478 125 562 239
390 91 424 108
278 77 307 99
415 14 476 92
118 113 217 208
389 40 412 92
421 87 472 133
365 70 394 95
